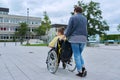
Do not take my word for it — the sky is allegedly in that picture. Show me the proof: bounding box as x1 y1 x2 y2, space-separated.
0 0 120 34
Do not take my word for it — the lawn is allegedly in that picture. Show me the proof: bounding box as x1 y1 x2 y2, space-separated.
23 43 48 46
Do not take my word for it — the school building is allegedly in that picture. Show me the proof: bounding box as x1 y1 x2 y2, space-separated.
0 7 41 40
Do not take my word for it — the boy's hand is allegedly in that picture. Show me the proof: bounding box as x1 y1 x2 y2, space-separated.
61 35 66 40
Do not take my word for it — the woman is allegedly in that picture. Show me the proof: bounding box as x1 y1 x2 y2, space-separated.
64 6 88 77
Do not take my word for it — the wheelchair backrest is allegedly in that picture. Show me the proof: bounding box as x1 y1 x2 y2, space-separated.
56 39 73 62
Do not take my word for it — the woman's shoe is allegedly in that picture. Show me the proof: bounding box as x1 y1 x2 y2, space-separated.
76 67 87 77
82 67 87 77
76 72 83 77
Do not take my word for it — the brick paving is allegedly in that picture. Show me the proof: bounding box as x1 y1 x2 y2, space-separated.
0 42 120 80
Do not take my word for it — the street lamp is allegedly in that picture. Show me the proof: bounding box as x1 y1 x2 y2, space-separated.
26 8 30 44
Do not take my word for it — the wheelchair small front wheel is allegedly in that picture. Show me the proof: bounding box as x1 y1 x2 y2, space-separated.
66 57 76 72
47 50 58 74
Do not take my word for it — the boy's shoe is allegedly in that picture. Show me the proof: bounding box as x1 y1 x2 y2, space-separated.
62 62 66 69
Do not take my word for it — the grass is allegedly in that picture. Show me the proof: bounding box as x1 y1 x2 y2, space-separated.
23 43 48 46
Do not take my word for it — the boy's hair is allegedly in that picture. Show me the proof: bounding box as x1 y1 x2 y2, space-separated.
57 27 64 35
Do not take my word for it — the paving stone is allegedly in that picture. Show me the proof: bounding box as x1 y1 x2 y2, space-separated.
0 42 120 80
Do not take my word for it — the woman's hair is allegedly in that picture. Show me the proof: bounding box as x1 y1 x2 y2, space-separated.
57 27 64 35
74 6 82 13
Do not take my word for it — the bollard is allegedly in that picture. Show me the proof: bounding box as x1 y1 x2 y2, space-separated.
4 41 6 47
15 41 17 46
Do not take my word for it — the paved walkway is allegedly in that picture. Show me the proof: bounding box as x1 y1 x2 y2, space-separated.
0 42 120 80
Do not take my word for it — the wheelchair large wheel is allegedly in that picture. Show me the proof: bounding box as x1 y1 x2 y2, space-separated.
47 50 58 74
66 56 76 72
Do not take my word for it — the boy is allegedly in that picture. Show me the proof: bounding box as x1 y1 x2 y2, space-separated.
48 27 66 68
49 27 65 47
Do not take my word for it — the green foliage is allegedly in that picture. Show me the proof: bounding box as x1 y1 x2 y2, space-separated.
14 22 28 44
76 1 109 37
117 24 120 32
43 11 51 30
15 22 28 37
35 24 46 35
101 34 120 41
23 43 47 46
35 11 51 36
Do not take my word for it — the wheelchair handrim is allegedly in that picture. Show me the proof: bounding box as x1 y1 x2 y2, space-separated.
47 50 58 74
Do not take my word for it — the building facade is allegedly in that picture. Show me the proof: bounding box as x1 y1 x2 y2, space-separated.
0 7 41 40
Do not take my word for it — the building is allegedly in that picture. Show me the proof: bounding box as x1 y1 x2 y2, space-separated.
0 7 41 40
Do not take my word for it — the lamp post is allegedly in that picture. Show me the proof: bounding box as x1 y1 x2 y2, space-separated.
26 8 30 44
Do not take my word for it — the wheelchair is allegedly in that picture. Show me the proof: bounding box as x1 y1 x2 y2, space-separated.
46 39 76 74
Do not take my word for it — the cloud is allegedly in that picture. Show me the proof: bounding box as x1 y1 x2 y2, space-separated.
0 0 10 7
1 0 77 24
1 0 120 34
50 15 70 24
106 24 120 34
100 1 120 25
82 0 120 25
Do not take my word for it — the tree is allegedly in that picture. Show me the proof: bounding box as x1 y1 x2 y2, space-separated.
75 1 109 38
117 24 120 41
35 11 51 36
15 22 28 44
43 11 51 32
117 24 120 32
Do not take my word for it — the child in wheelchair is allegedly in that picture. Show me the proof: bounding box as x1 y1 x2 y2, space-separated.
48 27 65 48
46 28 76 74
48 27 67 68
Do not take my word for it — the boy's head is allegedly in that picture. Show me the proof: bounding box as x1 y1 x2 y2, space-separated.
57 27 64 35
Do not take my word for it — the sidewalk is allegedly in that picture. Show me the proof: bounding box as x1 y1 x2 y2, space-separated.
0 43 120 80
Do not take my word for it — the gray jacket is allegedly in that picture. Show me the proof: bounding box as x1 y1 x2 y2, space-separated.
65 13 87 43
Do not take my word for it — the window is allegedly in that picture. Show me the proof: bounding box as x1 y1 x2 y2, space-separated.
0 27 7 31
0 11 2 14
4 28 6 31
15 28 18 31
0 11 8 15
0 17 3 23
1 27 3 30
1 36 4 39
10 18 15 23
4 18 9 23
